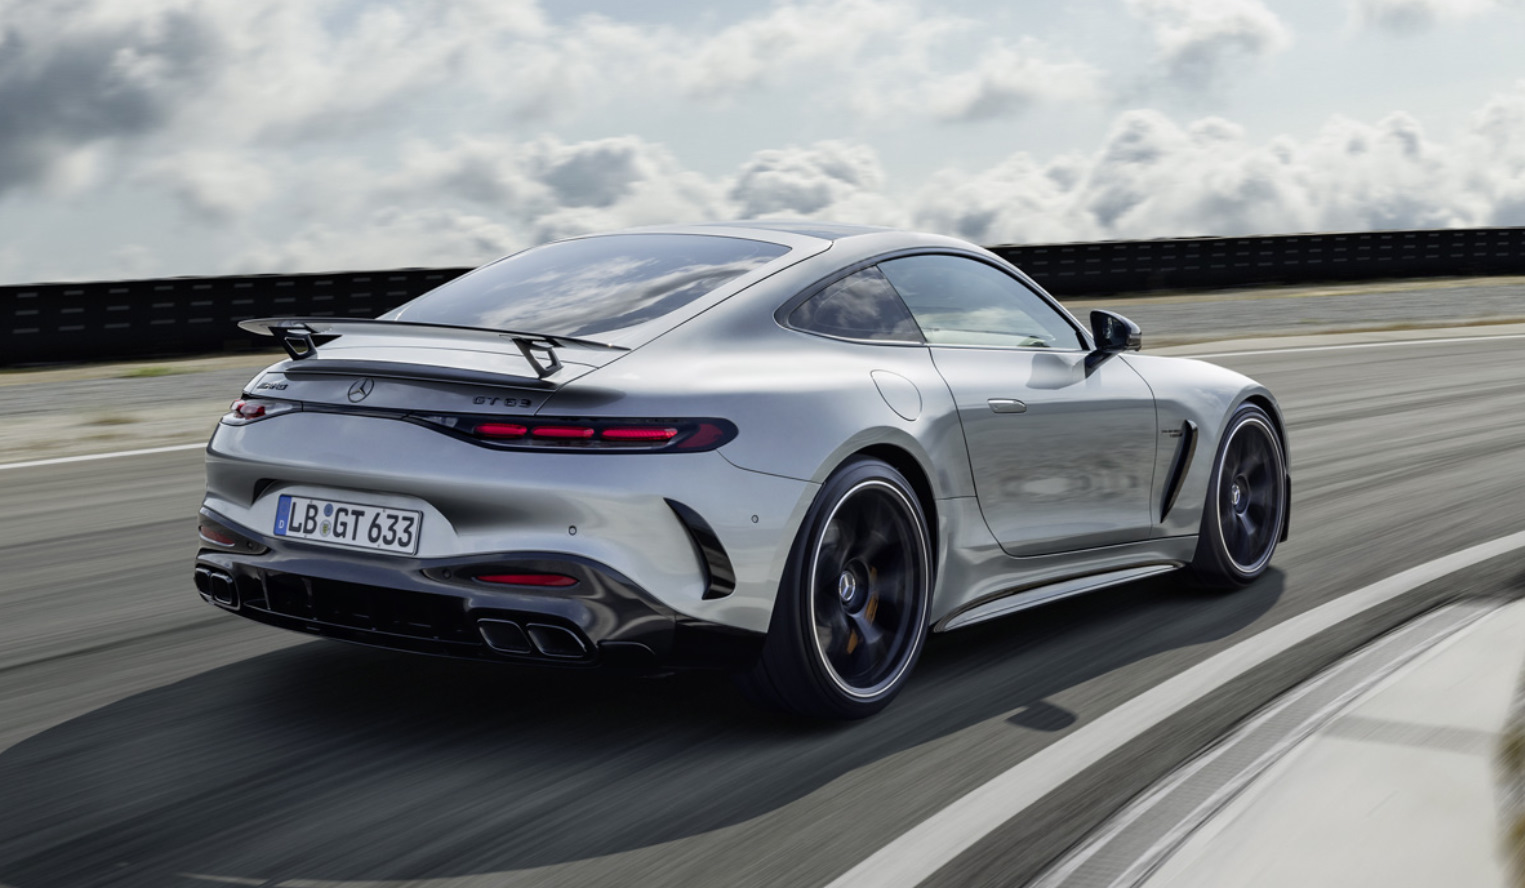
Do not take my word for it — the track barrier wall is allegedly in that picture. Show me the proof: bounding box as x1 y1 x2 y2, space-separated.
3 226 1524 366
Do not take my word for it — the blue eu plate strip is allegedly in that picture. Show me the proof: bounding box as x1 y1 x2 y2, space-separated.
275 495 292 536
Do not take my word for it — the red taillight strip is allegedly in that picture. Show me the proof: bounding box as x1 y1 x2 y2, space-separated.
476 422 528 438
475 573 579 587
440 416 737 452
602 426 679 442
532 426 596 439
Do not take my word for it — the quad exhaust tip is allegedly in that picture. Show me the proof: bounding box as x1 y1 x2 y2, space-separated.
477 618 589 659
194 566 240 609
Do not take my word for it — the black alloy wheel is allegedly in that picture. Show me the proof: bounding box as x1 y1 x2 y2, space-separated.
1191 404 1287 588
737 457 932 719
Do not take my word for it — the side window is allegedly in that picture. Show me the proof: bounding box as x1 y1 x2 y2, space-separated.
878 255 1085 349
788 267 924 342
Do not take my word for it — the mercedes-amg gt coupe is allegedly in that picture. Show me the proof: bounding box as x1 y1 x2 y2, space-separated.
194 221 1289 718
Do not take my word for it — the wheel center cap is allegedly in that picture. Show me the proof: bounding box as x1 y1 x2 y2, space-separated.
1231 484 1242 507
838 571 859 605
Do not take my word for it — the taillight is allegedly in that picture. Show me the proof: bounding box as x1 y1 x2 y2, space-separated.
476 423 528 439
222 397 300 426
475 573 579 588
532 425 596 440
601 426 678 442
416 416 737 452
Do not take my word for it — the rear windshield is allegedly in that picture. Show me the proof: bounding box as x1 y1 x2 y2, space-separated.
387 234 790 340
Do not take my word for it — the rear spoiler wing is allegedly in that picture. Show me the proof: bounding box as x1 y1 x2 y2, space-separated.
239 317 628 379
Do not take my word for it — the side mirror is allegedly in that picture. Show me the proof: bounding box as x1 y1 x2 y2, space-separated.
1090 310 1141 353
1086 310 1141 373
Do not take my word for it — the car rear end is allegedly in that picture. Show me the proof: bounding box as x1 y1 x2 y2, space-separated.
193 229 824 670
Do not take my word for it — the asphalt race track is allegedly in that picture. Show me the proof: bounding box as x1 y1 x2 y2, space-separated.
3 335 1525 888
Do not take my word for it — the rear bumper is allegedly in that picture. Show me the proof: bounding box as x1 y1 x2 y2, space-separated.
194 511 763 670
204 411 818 635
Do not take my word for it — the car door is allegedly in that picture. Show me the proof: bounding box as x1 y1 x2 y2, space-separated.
878 254 1159 557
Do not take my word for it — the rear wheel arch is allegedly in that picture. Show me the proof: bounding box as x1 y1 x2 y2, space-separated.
738 454 935 718
853 443 940 566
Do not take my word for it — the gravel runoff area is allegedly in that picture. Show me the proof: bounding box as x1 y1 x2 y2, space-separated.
1 274 1522 466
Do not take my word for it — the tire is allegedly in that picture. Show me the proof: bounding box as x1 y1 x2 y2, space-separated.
736 457 933 719
1189 404 1288 589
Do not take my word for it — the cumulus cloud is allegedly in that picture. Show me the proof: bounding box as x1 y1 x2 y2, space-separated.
729 142 885 217
905 45 1104 123
7 0 1525 285
1125 0 1292 88
233 207 523 275
912 89 1525 245
379 135 728 241
223 83 1525 275
143 150 275 222
0 0 1101 207
0 0 215 193
1349 0 1509 33
673 0 926 102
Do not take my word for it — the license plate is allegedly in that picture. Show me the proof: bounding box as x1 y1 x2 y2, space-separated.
274 494 422 555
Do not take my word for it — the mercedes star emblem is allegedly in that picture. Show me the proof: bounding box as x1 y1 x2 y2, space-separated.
347 378 375 403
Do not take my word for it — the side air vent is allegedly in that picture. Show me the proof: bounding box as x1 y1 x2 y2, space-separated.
666 499 738 600
1161 419 1199 521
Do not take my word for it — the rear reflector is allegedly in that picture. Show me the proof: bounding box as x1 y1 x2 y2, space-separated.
682 422 729 450
475 573 579 588
198 522 237 547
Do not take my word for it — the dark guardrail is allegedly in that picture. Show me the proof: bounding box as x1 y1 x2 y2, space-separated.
4 226 1524 366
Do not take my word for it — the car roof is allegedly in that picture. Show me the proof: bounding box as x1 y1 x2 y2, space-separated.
685 220 893 240
594 220 894 245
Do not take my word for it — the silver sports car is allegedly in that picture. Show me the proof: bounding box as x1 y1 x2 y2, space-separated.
194 222 1289 718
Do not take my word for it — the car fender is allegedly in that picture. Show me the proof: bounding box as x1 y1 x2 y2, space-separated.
1121 353 1288 540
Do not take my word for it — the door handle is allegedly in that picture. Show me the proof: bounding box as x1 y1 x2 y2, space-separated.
988 399 1027 414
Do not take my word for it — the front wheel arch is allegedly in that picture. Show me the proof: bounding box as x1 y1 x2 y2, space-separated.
1189 402 1288 589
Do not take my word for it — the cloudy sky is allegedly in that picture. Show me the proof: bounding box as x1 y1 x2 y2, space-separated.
1 0 1523 284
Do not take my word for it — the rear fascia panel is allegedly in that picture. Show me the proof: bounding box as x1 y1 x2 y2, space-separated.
205 412 816 633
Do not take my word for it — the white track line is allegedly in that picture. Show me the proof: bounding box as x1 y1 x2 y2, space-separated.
1192 331 1525 358
0 442 204 471
825 528 1525 888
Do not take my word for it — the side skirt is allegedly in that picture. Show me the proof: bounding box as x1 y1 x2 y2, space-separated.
935 563 1181 632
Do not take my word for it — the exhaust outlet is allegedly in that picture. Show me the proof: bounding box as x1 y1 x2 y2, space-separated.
194 567 240 609
194 566 214 599
477 619 532 655
526 623 588 659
